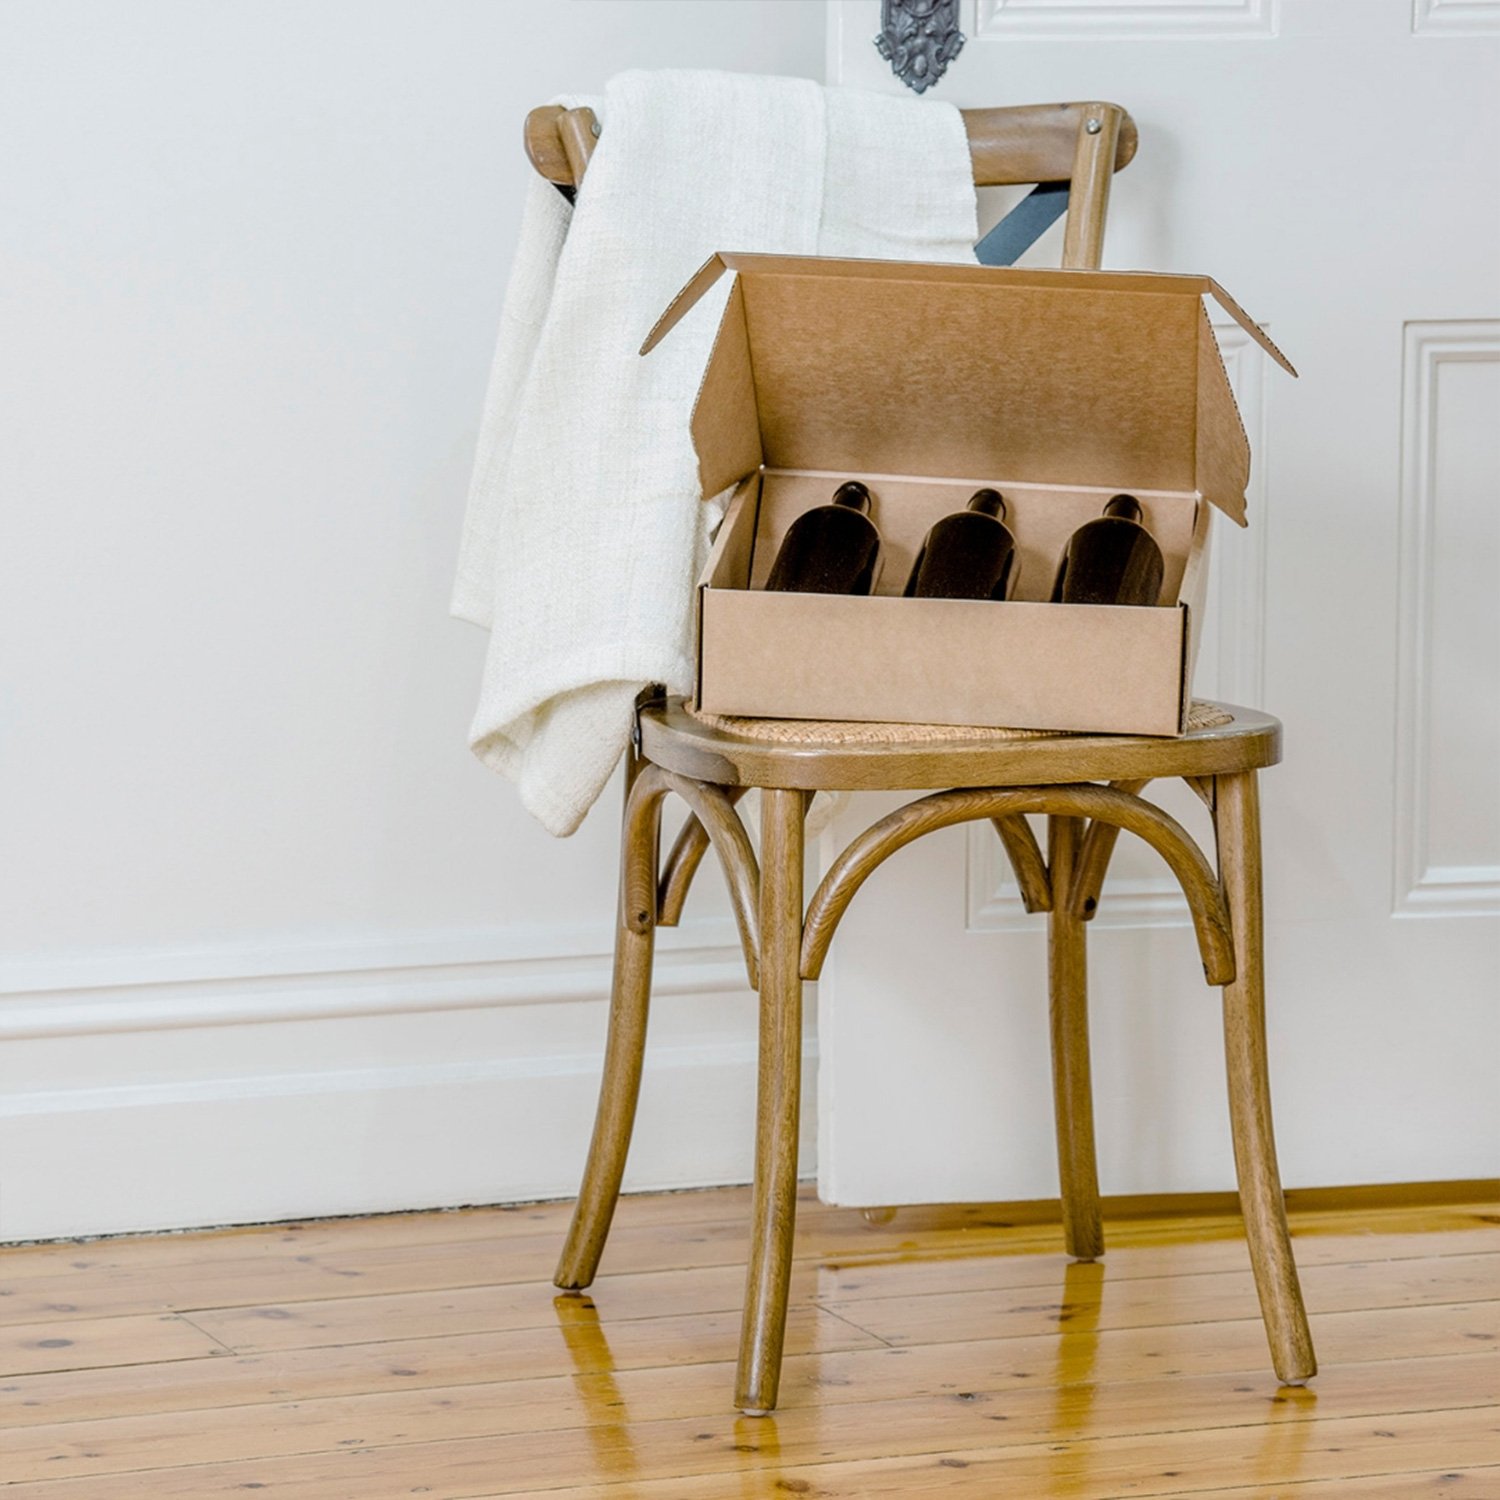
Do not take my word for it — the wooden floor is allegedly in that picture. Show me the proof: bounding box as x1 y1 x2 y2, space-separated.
1 1190 1497 1497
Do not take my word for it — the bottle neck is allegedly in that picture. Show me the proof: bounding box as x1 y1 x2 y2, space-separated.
968 488 1006 520
831 480 872 514
1103 494 1142 523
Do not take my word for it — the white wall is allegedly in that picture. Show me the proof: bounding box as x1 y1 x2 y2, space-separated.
0 0 827 1239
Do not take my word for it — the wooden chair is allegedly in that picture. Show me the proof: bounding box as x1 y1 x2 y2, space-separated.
524 100 1316 1415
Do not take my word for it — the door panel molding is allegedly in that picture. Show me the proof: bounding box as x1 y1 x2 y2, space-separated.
975 0 1278 41
1413 0 1500 36
1393 319 1500 918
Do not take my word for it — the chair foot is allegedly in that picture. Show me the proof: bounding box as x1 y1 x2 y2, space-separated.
1048 814 1104 1263
734 787 804 1415
1216 771 1317 1385
554 758 663 1292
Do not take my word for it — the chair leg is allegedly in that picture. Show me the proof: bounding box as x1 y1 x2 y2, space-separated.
1048 814 1104 1262
1215 770 1317 1385
554 757 662 1292
736 787 804 1415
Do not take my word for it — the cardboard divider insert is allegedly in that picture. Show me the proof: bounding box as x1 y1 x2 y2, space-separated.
743 471 1200 605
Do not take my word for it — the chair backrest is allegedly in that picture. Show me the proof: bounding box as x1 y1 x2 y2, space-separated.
522 100 1136 271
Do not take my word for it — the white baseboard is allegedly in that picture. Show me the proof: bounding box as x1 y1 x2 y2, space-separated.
0 920 752 1038
0 922 816 1241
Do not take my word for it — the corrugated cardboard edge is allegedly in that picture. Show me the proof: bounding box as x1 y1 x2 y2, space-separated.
1195 307 1252 527
695 475 762 710
1201 277 1297 377
1176 497 1214 700
1178 601 1193 735
641 253 732 354
644 252 1297 377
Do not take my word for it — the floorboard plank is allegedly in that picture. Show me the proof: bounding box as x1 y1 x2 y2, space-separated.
818 1254 1500 1350
1 1349 1490 1485
473 1408 1500 1500
1135 1472 1500 1499
1 1298 1490 1432
0 1312 227 1377
1 1189 1492 1288
4 1213 1495 1328
0 1305 881 1427
156 1251 1497 1358
2 1404 1494 1498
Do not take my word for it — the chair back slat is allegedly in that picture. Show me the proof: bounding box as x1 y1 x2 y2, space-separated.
522 98 1135 273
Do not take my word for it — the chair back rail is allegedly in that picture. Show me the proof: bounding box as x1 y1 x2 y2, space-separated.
522 100 1136 272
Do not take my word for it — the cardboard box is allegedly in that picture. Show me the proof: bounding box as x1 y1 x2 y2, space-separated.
642 254 1292 736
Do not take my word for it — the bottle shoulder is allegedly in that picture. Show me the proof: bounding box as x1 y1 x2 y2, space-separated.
788 504 879 540
930 510 1015 545
1072 515 1138 544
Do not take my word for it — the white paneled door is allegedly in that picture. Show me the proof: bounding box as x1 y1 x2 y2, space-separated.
819 0 1500 1204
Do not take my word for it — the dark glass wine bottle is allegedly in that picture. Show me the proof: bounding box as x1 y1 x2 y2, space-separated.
1050 494 1165 607
903 488 1018 601
764 480 881 595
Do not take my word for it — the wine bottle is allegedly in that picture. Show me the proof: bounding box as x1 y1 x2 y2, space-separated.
1051 494 1165 607
903 488 1018 601
764 480 882 595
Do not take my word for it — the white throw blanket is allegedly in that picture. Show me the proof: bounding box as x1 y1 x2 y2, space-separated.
452 70 978 835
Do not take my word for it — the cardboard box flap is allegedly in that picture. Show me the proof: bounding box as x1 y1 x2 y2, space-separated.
648 253 1290 518
647 253 1293 367
689 278 763 499
1196 308 1251 527
641 253 737 355
1200 276 1296 377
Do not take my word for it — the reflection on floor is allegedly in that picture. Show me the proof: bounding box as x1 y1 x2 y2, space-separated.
0 1186 1496 1496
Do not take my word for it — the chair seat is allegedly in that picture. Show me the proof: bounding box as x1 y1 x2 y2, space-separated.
640 696 1281 791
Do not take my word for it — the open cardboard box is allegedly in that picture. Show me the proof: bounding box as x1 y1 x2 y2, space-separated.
643 254 1293 736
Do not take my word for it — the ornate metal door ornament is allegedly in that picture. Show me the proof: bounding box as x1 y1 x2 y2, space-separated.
874 0 965 94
